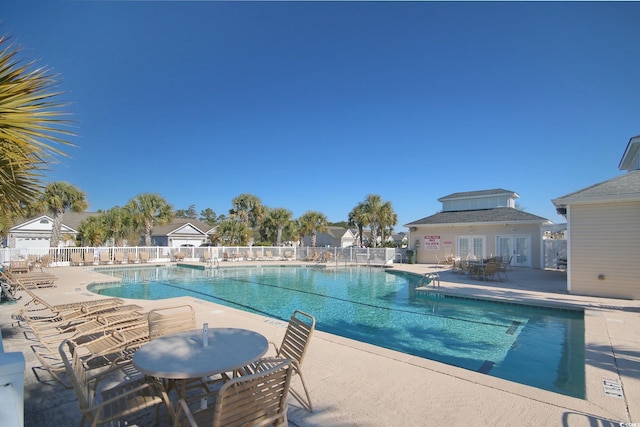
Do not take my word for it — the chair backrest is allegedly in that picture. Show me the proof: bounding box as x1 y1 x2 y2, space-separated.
276 310 315 367
114 252 124 262
99 252 110 262
84 252 94 262
212 359 293 427
59 339 92 410
12 281 56 311
40 254 51 267
203 251 211 261
127 252 137 262
485 262 499 275
148 304 196 340
10 260 29 273
139 252 149 261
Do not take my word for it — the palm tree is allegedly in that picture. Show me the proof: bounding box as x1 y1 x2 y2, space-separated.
217 219 250 245
229 194 264 228
298 211 328 247
264 207 293 246
358 194 397 248
40 182 87 247
362 195 384 248
103 206 135 246
348 202 369 247
378 201 397 245
126 193 174 246
0 34 75 229
77 215 105 246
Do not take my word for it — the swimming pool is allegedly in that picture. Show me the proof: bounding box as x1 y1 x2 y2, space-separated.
89 265 585 398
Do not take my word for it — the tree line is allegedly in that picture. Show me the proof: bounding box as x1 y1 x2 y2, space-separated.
73 190 399 248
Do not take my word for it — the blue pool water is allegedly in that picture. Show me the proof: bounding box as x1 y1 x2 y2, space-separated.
89 265 585 398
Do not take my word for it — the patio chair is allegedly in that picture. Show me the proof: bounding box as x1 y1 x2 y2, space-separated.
11 283 125 326
70 253 84 266
148 304 196 341
433 255 443 268
147 304 210 393
284 250 294 261
139 251 150 263
497 260 509 282
98 252 111 265
174 358 293 427
83 252 96 266
127 252 138 264
1 270 57 294
502 255 513 272
30 312 149 388
114 252 124 264
9 259 30 274
59 339 173 427
478 262 499 281
68 323 150 368
38 254 52 270
26 302 143 343
241 310 315 412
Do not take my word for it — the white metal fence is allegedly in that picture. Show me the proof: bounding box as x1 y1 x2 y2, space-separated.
0 246 399 268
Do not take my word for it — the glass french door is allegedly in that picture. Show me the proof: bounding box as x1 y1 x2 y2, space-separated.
497 235 531 267
457 236 485 260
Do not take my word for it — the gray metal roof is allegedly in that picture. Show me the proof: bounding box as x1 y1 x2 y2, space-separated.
438 189 518 202
552 170 640 207
405 207 548 226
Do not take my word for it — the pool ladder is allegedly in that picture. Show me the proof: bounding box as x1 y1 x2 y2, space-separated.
417 272 440 287
207 257 220 268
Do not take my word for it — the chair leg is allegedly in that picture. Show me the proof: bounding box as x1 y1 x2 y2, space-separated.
291 365 313 412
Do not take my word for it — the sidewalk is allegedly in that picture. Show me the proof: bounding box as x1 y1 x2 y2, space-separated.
1 262 638 426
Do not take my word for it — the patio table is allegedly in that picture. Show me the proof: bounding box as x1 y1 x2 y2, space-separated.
132 327 268 401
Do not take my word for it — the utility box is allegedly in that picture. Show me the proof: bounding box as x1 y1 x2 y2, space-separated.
0 336 26 427
0 352 26 427
407 250 416 264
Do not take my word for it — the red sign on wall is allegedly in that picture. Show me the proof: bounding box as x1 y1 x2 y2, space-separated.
424 235 440 251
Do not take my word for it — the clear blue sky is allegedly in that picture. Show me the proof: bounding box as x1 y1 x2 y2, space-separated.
4 1 640 229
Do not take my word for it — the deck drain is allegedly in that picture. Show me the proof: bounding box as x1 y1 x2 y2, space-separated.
478 360 494 374
506 321 521 335
602 377 624 398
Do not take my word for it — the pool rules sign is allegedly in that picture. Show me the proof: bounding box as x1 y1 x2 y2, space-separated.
424 235 440 251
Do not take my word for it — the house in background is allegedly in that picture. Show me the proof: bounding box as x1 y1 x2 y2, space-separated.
5 212 99 249
302 226 356 247
552 135 640 299
150 219 215 247
405 189 551 268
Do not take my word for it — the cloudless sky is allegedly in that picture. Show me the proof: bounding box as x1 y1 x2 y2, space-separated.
3 1 640 229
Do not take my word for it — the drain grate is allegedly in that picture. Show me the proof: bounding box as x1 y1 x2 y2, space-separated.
602 377 624 398
478 360 495 374
506 321 521 335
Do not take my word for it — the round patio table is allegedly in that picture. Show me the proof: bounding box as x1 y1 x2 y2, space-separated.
133 327 268 389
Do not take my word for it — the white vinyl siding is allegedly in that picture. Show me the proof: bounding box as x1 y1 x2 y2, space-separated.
568 201 640 299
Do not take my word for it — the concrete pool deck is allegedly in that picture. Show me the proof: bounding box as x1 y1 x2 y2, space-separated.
1 261 638 426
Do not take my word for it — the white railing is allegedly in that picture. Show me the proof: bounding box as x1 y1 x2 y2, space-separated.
0 246 398 267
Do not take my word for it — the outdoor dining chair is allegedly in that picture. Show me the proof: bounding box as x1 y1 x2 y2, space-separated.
174 358 293 427
59 339 173 427
240 310 315 412
148 304 196 341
